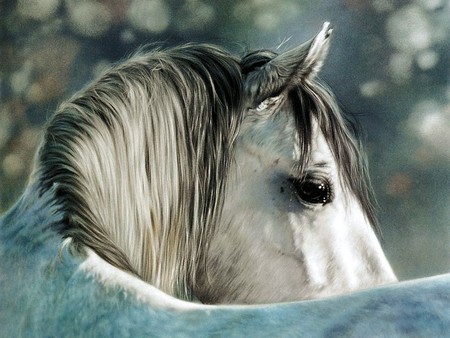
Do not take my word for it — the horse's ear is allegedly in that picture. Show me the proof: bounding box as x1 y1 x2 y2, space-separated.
244 22 332 108
276 21 333 81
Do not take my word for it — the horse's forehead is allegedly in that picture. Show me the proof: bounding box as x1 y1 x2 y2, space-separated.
239 109 294 159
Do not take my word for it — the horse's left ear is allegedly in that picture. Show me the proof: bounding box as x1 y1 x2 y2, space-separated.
244 22 332 108
278 21 333 81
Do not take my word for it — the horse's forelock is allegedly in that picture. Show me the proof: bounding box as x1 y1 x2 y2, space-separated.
36 44 244 299
290 81 380 234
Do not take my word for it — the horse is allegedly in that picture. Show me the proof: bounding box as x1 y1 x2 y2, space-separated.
1 23 448 336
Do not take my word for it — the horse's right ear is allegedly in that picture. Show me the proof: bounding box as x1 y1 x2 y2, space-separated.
244 22 333 107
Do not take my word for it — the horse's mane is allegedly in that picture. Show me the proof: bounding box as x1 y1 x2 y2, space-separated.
34 43 378 300
35 44 243 299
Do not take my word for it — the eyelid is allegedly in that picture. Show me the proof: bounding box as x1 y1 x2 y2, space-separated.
311 161 330 168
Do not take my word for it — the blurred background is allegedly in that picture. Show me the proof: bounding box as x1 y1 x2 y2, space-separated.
0 0 448 280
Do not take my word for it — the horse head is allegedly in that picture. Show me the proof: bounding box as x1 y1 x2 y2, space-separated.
194 23 397 303
33 23 396 305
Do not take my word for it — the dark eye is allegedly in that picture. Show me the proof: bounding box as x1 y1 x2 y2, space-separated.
290 176 333 205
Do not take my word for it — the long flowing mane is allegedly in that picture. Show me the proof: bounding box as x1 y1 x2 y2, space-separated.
34 43 378 300
35 44 243 298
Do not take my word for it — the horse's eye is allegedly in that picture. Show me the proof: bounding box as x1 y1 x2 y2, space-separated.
290 176 332 205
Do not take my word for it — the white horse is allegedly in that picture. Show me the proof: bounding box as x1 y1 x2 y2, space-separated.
0 23 448 336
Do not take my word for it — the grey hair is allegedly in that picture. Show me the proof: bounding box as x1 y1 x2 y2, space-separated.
36 44 243 299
